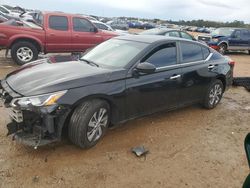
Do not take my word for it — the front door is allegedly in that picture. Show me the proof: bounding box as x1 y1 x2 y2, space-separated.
125 42 182 118
229 30 246 50
71 17 103 51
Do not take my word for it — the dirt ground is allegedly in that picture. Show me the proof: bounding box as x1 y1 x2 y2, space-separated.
0 47 250 188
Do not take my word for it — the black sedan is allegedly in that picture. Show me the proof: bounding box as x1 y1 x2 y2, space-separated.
139 28 196 41
0 35 234 149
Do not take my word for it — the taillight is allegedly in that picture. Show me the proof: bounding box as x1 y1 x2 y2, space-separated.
229 61 235 66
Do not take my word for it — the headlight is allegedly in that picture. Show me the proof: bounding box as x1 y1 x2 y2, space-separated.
11 90 67 107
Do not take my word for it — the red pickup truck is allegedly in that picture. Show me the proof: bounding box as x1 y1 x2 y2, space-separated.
0 12 118 65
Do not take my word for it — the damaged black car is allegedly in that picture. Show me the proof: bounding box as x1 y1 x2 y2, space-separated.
0 35 234 149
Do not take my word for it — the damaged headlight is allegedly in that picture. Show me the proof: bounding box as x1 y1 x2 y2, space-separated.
10 90 67 107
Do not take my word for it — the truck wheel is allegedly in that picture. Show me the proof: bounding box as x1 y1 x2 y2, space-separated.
68 99 110 149
203 80 224 109
218 43 227 55
11 41 38 65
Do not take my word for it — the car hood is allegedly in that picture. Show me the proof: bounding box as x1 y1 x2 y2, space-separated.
211 35 226 38
5 59 114 96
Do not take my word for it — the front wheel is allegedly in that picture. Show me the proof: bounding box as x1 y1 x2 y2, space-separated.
218 43 227 55
203 80 224 109
68 99 110 149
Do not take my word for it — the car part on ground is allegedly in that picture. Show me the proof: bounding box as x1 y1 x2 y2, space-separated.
233 77 250 92
131 146 149 157
0 35 234 149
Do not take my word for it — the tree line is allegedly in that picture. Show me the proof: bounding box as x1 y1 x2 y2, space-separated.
166 19 249 28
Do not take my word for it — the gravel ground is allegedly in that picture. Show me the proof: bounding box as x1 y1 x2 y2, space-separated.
0 49 250 188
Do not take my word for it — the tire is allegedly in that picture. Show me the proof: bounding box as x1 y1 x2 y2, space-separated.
68 99 110 149
218 43 227 55
11 41 38 65
203 80 224 109
248 50 250 55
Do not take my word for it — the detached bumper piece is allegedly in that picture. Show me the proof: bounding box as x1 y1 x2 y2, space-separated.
233 77 250 92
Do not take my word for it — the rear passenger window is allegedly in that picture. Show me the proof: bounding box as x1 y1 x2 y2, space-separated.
180 32 193 40
73 18 95 32
202 47 210 59
180 42 203 63
165 32 180 38
143 43 177 68
210 49 223 60
242 30 250 39
49 16 68 31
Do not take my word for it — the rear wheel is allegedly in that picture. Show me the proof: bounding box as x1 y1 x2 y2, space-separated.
203 80 224 109
11 41 38 65
218 43 227 55
68 99 110 149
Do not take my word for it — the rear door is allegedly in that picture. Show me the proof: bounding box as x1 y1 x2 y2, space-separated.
241 30 250 50
228 30 248 50
178 42 213 105
72 17 104 51
45 15 72 52
125 42 182 118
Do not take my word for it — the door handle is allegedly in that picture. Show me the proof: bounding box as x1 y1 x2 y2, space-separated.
170 74 181 80
50 33 55 36
208 65 215 69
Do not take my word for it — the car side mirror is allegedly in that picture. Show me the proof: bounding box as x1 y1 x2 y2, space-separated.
135 62 156 74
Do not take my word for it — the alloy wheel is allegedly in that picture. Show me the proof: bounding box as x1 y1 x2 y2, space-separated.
219 44 226 55
209 84 222 106
16 47 33 62
87 108 108 142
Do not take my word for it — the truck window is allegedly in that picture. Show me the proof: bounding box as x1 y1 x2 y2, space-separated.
49 16 68 31
242 30 250 39
73 17 95 32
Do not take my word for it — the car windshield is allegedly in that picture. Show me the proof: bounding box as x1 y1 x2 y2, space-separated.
81 39 147 68
211 28 235 36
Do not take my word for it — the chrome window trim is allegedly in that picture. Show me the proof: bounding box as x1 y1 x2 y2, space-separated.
156 53 213 71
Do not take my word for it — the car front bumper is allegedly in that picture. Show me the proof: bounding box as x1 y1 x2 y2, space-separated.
0 80 70 148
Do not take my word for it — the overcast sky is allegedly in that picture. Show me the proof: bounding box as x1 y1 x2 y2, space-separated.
2 0 250 23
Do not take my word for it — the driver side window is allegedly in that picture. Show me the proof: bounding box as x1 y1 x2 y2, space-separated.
234 31 241 38
142 43 177 68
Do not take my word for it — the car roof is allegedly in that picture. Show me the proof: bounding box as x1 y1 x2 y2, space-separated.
115 34 196 44
140 27 179 34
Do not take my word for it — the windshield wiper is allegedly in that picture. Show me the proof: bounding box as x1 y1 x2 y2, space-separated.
80 58 99 67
